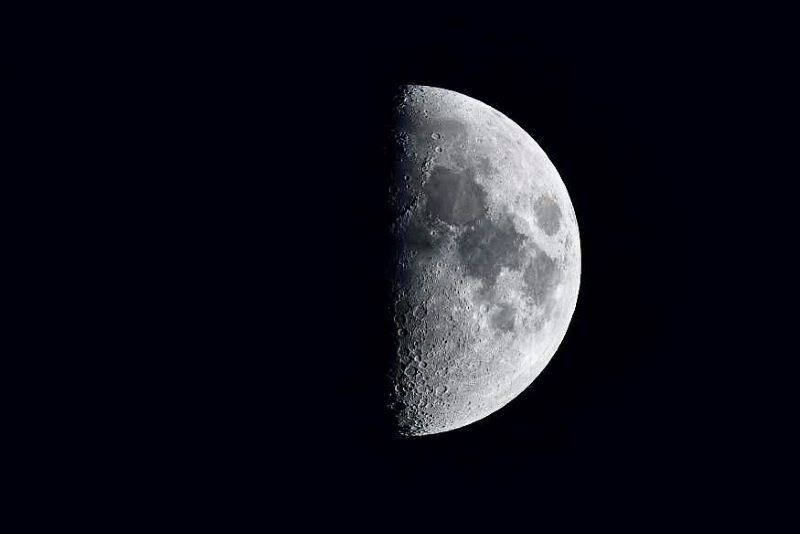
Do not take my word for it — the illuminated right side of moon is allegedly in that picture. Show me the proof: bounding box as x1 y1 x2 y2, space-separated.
387 85 581 436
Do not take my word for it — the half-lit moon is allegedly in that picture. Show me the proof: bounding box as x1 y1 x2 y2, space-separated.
388 85 581 436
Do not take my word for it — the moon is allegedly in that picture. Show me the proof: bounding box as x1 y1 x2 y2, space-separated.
387 85 581 436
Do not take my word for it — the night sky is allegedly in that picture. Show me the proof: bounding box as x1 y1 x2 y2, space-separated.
262 9 795 514
45 6 794 524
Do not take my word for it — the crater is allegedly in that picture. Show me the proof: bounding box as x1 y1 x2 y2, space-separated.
409 118 469 154
490 303 516 332
424 166 487 225
490 108 507 122
533 196 562 236
428 118 469 141
523 249 560 304
405 219 439 252
458 215 526 289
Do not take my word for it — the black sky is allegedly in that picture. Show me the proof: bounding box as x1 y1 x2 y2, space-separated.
255 9 797 512
32 5 796 524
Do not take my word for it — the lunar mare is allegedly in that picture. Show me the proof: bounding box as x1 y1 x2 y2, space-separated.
388 85 580 436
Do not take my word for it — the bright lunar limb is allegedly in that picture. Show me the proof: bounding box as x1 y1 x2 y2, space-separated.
388 85 581 436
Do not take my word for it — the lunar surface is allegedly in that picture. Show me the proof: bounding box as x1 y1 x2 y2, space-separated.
387 85 581 436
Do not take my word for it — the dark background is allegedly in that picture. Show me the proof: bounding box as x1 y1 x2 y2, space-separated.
15 4 797 525
173 7 800 517
260 9 796 520
258 8 796 515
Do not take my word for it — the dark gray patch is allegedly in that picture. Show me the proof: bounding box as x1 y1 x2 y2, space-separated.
533 196 562 236
451 152 468 168
424 166 486 225
405 220 439 252
458 217 526 288
523 250 559 304
490 303 516 332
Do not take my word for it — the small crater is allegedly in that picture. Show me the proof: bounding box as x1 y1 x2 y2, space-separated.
405 219 440 252
490 108 507 122
425 119 467 141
